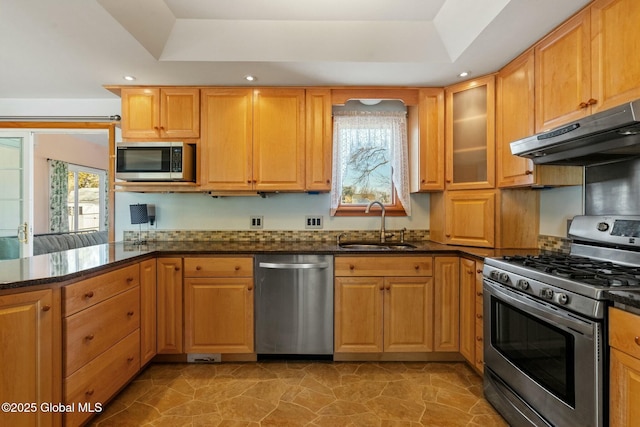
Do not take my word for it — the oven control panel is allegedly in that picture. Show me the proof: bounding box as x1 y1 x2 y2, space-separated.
570 215 640 248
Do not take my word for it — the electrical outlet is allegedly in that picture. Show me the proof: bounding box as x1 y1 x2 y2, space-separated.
250 215 263 229
305 215 323 229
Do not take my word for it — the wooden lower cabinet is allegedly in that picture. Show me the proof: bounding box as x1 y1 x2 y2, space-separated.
0 289 58 427
433 257 460 352
459 257 485 372
62 264 142 426
156 258 183 354
140 258 157 366
183 257 254 353
334 256 433 355
609 307 640 426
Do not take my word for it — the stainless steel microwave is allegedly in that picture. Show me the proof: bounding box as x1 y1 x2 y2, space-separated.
116 142 195 181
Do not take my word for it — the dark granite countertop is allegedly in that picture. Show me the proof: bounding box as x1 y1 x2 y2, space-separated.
0 240 540 292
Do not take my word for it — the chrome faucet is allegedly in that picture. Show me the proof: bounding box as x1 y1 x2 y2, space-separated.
365 200 389 243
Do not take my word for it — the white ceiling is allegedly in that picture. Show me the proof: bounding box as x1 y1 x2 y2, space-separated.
0 0 590 99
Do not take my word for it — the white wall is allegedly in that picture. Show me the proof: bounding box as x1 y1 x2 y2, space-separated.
539 185 583 237
115 192 431 240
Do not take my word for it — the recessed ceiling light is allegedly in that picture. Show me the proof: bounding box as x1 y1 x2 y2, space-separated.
244 75 257 82
458 71 470 78
123 75 136 81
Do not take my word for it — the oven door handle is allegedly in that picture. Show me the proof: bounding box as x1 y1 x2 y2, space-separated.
484 280 595 337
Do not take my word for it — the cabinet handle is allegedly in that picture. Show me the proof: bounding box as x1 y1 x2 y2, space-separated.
153 126 160 130
85 334 95 341
127 356 135 362
421 179 426 184
414 265 420 270
445 234 451 238
349 264 355 270
196 265 202 270
379 284 385 291
85 389 94 396
326 179 331 184
127 277 134 283
635 336 640 346
476 336 483 342
174 266 180 271
42 305 51 312
234 266 241 271
476 292 483 297
84 291 94 299
525 170 533 175
587 98 597 106
247 285 253 291
579 101 589 109
467 270 474 275
247 180 252 184
476 314 483 319
385 284 391 291
476 269 482 274
127 311 135 317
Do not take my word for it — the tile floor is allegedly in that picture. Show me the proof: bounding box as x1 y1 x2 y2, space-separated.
88 361 508 426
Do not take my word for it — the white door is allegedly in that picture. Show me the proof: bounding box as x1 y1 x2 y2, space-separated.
0 131 32 259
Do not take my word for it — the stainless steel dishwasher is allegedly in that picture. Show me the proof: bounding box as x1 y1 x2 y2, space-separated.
255 254 333 356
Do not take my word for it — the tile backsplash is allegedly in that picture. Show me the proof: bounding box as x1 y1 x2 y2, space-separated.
124 229 571 253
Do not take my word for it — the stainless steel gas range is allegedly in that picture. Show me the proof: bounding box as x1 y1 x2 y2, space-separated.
483 215 640 427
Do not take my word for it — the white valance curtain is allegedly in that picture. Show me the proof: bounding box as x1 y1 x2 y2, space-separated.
331 111 411 215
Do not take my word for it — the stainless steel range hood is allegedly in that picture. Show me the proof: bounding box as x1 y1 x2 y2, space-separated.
510 99 640 166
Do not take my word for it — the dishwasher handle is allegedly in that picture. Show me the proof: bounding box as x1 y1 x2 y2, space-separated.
258 262 330 270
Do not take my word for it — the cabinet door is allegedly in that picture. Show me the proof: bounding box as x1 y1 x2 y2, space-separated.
0 289 55 427
140 258 157 365
610 348 640 427
383 277 433 352
305 89 332 191
334 277 384 353
445 75 495 190
157 258 183 354
159 88 200 138
184 278 254 353
591 0 640 112
459 258 476 363
121 88 160 138
446 190 496 248
433 257 460 352
497 50 536 188
253 88 306 191
411 88 445 191
535 10 591 132
201 88 254 190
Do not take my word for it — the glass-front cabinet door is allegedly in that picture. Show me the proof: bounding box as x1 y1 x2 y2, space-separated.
445 75 495 190
0 132 32 259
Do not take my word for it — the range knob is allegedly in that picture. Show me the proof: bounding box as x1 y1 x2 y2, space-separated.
540 288 554 299
516 279 530 290
557 293 569 305
597 222 610 232
490 270 500 280
499 272 509 283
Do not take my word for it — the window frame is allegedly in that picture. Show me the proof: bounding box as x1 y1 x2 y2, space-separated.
67 163 107 232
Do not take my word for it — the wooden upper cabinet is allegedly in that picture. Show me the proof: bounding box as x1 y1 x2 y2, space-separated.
201 88 254 191
121 87 200 139
200 88 305 191
445 75 496 190
253 88 306 191
410 88 445 192
535 10 591 132
305 89 333 191
496 51 583 188
591 0 640 113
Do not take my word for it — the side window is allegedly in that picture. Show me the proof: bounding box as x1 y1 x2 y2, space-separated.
67 165 106 231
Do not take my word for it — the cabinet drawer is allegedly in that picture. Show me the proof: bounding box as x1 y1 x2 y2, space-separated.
184 257 253 277
64 329 140 427
610 307 640 359
64 287 140 376
335 256 432 277
63 264 140 316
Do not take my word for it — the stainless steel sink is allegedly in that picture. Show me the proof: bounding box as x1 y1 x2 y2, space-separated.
338 242 416 250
